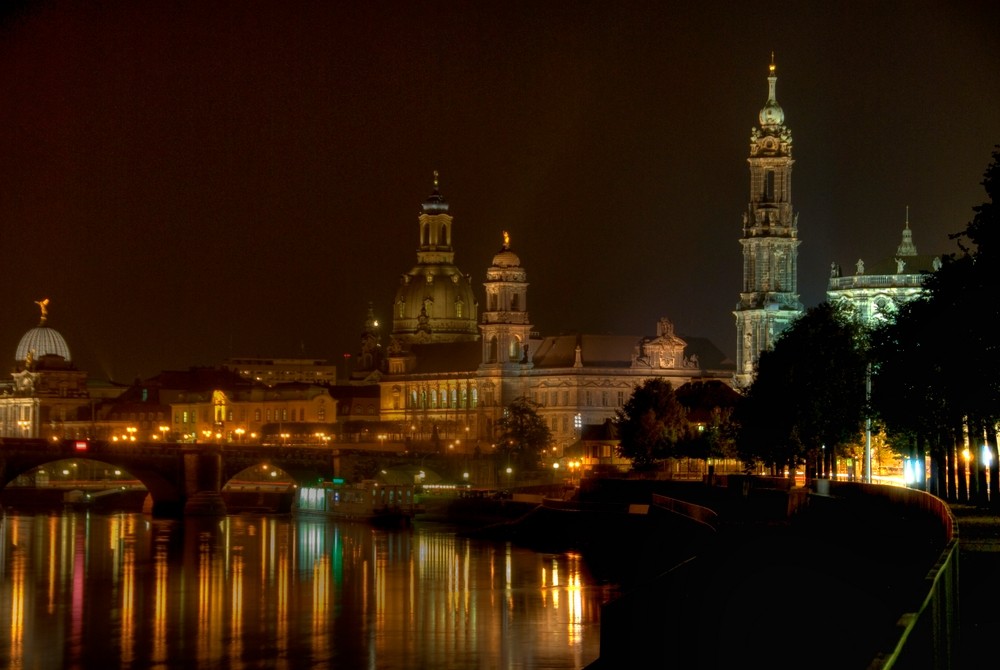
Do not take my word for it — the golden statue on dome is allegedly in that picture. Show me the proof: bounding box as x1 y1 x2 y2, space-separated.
35 298 50 326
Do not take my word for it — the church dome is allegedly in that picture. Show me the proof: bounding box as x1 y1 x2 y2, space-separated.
392 173 479 343
393 265 479 342
16 325 71 362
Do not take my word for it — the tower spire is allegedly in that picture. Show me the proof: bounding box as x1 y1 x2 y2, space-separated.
896 206 918 256
735 56 801 387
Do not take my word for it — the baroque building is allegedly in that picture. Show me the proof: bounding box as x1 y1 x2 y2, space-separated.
363 175 734 455
734 57 803 387
827 210 942 323
0 299 91 439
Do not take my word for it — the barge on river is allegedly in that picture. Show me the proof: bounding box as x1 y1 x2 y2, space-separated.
295 479 416 525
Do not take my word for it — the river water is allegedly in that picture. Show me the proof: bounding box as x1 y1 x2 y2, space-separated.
0 512 616 669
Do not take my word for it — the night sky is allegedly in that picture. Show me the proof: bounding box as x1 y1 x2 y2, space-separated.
1 1 998 383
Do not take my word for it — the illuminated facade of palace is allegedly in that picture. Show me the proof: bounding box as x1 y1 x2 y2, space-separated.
827 210 942 324
734 58 803 387
353 177 735 455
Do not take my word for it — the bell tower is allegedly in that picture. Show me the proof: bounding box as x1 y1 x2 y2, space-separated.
734 56 803 387
480 231 533 368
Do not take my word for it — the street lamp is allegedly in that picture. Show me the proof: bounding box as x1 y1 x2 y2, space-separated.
235 427 245 443
159 425 169 441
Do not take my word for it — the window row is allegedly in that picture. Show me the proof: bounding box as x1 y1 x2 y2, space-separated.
530 390 626 407
405 387 478 410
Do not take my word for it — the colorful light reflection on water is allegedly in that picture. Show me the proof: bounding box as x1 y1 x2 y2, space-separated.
0 513 617 668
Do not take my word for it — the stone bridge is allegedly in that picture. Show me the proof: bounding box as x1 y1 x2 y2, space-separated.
0 438 345 517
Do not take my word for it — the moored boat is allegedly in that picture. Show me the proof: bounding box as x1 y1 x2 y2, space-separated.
295 479 416 525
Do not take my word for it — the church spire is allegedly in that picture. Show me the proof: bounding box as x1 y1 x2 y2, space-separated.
759 53 785 127
896 206 918 256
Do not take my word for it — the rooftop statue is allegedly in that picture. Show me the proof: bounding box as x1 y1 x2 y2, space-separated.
35 298 50 325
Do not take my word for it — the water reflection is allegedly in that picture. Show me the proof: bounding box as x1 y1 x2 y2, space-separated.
0 513 615 668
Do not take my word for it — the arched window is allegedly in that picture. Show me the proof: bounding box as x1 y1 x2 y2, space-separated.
487 336 498 363
509 337 520 362
511 293 519 311
440 223 448 245
765 170 775 201
421 224 429 246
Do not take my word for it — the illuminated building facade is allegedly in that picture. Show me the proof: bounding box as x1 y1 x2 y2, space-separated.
734 57 803 387
365 177 735 454
827 211 941 324
169 383 338 443
0 301 91 439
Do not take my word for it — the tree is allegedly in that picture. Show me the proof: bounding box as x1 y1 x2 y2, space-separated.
495 397 552 473
872 146 1000 502
735 303 868 481
675 380 742 467
614 379 688 471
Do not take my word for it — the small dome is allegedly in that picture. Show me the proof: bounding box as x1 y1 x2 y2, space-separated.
17 326 71 362
491 231 520 267
759 99 784 126
422 170 449 215
492 249 521 268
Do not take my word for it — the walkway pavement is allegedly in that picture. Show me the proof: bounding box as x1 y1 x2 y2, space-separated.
949 503 1000 668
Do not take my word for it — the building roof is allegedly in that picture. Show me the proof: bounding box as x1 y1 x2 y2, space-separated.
529 332 734 372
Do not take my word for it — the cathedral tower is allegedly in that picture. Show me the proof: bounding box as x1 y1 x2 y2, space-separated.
734 57 803 387
479 231 533 368
392 172 479 344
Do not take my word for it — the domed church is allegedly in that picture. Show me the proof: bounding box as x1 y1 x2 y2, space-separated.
354 174 735 455
391 171 479 345
0 299 91 438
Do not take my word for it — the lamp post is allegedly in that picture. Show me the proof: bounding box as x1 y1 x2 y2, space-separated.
235 427 245 443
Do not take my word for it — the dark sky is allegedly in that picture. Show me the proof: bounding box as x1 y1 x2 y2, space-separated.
1 1 998 383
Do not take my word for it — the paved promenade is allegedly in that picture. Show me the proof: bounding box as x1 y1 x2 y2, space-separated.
950 503 1000 668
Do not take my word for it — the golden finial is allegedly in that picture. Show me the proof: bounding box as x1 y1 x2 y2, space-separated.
35 298 50 326
432 170 439 190
769 51 776 74
502 230 510 248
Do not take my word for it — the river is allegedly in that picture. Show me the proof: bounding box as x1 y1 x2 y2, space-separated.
0 512 616 669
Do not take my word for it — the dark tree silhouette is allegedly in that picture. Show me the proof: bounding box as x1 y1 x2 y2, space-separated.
614 379 687 471
736 303 868 482
495 397 552 474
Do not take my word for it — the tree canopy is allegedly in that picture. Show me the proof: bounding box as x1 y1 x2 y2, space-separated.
735 302 868 478
495 396 552 472
613 379 687 470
